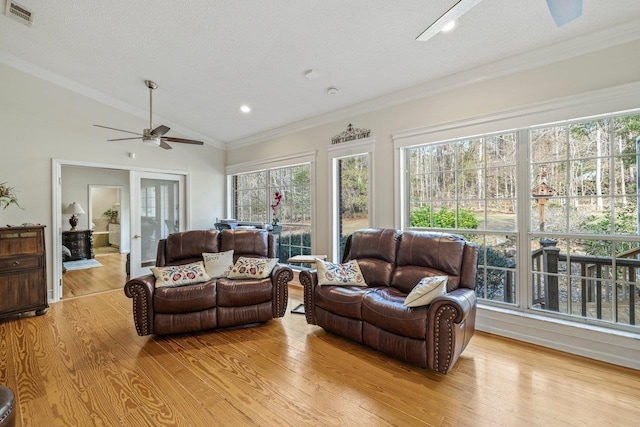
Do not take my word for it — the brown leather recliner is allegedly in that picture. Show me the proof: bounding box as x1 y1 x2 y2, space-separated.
0 385 15 427
300 228 478 374
124 229 293 336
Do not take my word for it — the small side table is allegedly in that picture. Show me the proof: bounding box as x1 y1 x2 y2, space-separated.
287 255 327 315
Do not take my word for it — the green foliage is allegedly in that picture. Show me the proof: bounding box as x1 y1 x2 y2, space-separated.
103 208 118 222
410 205 479 230
474 247 516 303
578 205 638 256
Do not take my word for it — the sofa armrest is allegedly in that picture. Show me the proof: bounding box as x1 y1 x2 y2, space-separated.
427 288 477 374
298 269 318 325
124 274 156 336
270 264 293 318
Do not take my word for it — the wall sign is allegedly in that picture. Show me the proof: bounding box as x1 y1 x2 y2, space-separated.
331 123 371 145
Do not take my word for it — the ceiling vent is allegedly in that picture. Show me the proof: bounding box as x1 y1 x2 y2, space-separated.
5 1 34 27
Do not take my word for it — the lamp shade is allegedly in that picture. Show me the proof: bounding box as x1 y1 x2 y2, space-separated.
64 202 85 215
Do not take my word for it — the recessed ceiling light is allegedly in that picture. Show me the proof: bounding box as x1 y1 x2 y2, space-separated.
240 105 251 113
327 87 339 95
440 20 456 32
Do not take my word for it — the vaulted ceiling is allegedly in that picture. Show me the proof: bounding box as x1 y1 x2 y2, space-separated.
1 1 639 149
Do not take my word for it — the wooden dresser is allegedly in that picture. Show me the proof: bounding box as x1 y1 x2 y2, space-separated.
62 229 93 261
0 225 48 319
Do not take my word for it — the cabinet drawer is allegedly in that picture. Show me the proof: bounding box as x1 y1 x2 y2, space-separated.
0 255 40 272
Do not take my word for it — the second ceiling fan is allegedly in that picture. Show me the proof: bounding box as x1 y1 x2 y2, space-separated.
94 80 204 150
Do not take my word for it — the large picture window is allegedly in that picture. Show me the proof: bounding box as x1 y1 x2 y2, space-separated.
404 110 640 332
232 163 312 263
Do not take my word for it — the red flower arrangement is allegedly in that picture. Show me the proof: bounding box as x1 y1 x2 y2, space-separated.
270 191 282 225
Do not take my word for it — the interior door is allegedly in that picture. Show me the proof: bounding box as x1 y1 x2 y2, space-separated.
130 171 185 277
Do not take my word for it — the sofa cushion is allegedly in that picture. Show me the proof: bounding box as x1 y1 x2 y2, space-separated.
346 229 401 287
362 287 428 340
228 257 278 279
404 276 448 307
153 281 217 314
392 231 465 293
165 230 219 264
203 250 234 278
151 261 211 287
316 259 366 286
216 277 273 307
314 286 371 320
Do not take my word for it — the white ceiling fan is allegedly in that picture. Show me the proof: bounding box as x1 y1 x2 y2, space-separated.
416 0 583 41
94 80 204 150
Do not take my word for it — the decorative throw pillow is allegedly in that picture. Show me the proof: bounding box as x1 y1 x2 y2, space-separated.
316 259 366 286
403 276 448 307
202 250 234 278
151 261 211 288
227 257 278 279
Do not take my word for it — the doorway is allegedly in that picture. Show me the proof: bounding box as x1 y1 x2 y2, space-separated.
61 167 129 299
53 160 190 303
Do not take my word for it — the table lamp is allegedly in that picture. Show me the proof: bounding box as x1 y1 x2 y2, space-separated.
64 202 85 231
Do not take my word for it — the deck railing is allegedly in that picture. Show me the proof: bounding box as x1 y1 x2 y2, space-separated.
531 241 639 325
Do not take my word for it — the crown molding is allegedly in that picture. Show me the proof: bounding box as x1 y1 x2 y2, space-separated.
227 19 640 150
0 51 225 150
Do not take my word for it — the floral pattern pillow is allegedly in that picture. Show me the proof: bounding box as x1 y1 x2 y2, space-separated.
227 257 278 279
202 250 234 278
316 259 366 286
151 261 211 288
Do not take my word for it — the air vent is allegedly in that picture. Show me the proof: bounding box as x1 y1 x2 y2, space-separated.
5 1 34 27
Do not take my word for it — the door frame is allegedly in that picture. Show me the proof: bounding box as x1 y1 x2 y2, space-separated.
129 170 186 278
51 159 190 303
88 184 124 250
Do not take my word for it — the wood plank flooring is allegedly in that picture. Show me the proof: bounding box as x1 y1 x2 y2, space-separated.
1 285 640 426
63 253 128 299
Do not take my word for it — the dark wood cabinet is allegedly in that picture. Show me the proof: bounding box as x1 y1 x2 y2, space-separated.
62 230 93 261
0 226 48 319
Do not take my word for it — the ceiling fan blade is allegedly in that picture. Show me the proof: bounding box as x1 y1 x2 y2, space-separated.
107 137 141 141
151 125 170 137
163 137 204 145
93 124 142 136
546 0 582 27
160 141 173 150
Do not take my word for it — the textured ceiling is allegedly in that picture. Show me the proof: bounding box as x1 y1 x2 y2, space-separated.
1 0 640 148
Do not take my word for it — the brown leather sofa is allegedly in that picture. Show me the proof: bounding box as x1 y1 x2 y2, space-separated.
124 229 293 336
300 228 478 374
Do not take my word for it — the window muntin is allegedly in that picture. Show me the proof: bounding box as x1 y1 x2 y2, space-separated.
405 111 640 331
232 164 312 263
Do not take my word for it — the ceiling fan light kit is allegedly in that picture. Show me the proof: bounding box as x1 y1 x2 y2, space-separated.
94 80 204 150
416 0 482 42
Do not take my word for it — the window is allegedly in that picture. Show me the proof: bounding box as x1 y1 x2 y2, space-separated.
336 154 369 261
407 133 518 305
530 114 640 326
403 110 640 332
328 138 375 262
232 163 312 263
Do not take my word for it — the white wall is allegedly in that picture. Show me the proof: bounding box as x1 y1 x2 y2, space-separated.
0 62 226 298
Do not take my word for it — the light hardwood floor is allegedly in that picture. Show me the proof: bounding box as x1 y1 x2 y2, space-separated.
1 285 640 426
63 253 128 299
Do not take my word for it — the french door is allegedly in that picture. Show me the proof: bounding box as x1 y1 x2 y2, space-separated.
130 171 185 277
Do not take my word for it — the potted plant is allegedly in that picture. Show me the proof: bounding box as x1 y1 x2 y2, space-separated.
103 208 118 224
